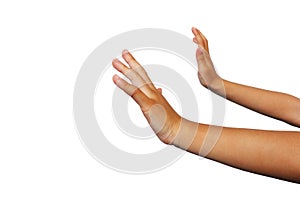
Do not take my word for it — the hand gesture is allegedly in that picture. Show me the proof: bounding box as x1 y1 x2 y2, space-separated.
192 27 221 89
112 50 182 144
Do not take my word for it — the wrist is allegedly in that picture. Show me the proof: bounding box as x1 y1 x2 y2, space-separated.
166 115 183 145
208 77 226 97
156 114 182 145
170 118 200 150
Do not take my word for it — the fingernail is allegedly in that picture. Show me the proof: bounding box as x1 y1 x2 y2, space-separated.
122 49 129 54
113 74 120 84
112 58 119 65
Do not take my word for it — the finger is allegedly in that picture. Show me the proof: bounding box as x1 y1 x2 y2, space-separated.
193 37 198 44
194 27 205 39
122 49 156 89
196 47 206 62
112 58 147 88
122 49 141 69
192 27 199 37
205 41 209 54
157 88 162 94
113 74 152 110
192 27 209 53
196 47 212 68
112 74 137 95
192 27 204 46
112 58 155 96
197 31 209 54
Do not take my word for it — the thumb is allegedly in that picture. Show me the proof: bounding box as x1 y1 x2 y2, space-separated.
196 47 212 68
157 88 162 94
196 47 206 64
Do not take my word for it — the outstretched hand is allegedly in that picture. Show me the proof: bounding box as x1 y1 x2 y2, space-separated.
192 27 222 90
112 50 182 144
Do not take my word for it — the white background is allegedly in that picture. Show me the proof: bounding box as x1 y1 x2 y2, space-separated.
1 0 299 199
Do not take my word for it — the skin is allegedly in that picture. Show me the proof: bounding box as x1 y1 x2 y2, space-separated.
112 27 300 183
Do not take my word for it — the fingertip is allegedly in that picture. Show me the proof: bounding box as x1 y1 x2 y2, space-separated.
122 49 131 61
112 74 120 85
157 88 162 94
112 58 120 67
192 27 197 35
122 49 129 55
112 59 122 72
112 58 118 63
192 27 201 34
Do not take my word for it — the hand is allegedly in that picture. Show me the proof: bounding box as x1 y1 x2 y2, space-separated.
112 50 182 144
192 27 221 89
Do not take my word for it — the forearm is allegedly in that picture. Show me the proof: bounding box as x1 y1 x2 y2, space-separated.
211 79 300 127
172 119 300 183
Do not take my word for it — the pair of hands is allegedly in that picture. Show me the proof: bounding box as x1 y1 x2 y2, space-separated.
112 27 221 144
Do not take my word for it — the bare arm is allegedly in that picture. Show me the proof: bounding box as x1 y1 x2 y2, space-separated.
215 80 300 127
112 50 300 183
174 119 300 183
192 27 300 127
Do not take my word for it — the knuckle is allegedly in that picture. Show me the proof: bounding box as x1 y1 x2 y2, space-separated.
130 88 141 98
